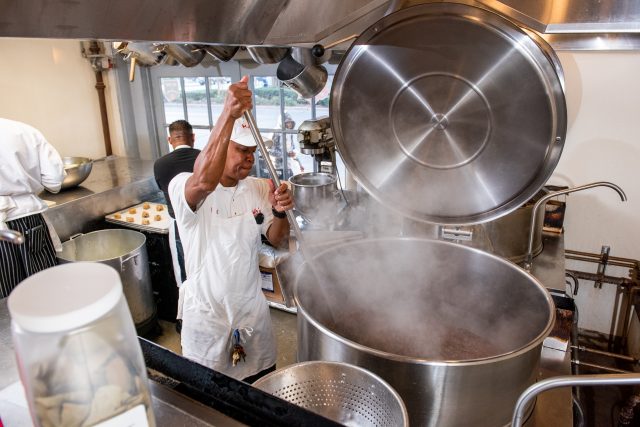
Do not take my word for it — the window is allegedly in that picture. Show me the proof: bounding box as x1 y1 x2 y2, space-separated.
160 76 232 150
252 76 344 182
155 66 345 186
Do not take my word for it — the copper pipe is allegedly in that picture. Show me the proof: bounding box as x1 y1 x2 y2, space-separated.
89 41 113 157
566 249 639 269
566 249 639 265
571 345 639 363
565 269 633 287
566 255 636 269
571 360 633 374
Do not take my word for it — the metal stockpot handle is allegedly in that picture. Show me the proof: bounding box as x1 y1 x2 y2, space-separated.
0 229 25 245
512 374 640 427
121 252 139 271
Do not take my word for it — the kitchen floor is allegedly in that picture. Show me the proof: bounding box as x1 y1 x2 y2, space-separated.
149 307 299 370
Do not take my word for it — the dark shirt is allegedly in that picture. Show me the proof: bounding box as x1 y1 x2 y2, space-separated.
154 147 201 218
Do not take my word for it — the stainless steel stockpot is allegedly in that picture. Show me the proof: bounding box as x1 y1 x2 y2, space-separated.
277 55 328 99
295 237 555 426
290 172 337 222
57 229 156 333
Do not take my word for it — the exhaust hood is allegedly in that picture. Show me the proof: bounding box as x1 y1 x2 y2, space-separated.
479 0 640 34
0 0 389 47
0 0 638 50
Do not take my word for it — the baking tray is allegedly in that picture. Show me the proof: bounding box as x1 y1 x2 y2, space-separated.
105 202 172 234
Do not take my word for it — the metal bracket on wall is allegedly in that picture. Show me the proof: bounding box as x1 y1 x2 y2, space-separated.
595 245 611 289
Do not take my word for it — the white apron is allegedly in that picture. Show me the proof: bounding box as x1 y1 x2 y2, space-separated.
168 219 185 320
180 210 276 380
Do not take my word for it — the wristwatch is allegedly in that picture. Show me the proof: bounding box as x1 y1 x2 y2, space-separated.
271 207 286 219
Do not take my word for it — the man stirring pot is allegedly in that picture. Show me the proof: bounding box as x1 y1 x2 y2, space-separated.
169 76 293 382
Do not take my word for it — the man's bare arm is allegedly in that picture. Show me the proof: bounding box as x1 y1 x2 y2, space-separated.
185 77 252 210
266 182 293 247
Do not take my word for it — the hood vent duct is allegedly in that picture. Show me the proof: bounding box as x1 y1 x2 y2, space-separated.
1 0 639 50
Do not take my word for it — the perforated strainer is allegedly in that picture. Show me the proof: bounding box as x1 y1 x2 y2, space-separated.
253 361 409 426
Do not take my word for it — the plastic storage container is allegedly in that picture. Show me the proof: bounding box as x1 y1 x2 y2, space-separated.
8 262 155 427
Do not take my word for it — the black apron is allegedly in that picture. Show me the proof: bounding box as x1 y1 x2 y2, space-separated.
0 213 57 298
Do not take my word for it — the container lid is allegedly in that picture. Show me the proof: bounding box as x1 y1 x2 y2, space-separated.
8 263 123 333
330 2 566 225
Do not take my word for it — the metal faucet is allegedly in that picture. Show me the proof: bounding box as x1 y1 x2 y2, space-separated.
0 229 25 245
524 182 627 271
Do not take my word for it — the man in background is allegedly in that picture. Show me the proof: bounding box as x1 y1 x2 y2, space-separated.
154 120 200 329
0 118 65 298
271 112 304 178
155 120 201 223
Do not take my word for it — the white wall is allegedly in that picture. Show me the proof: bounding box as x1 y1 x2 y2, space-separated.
0 38 125 158
550 52 640 344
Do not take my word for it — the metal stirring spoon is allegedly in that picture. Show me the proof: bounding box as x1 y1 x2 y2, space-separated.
243 111 335 317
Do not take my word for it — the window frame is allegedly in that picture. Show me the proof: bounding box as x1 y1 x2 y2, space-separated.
149 59 340 180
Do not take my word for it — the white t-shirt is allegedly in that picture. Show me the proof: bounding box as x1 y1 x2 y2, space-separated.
168 174 277 378
0 118 64 225
169 174 275 277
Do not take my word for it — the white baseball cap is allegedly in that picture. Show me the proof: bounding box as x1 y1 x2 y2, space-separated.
230 119 273 148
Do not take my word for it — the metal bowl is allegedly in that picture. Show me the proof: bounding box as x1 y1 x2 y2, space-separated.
61 156 92 189
289 172 336 221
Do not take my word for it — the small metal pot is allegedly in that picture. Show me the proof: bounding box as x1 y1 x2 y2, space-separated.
295 237 555 426
290 172 336 222
199 44 239 62
277 55 327 99
113 42 161 66
481 191 547 262
247 46 290 64
291 47 331 66
57 229 157 335
160 44 205 67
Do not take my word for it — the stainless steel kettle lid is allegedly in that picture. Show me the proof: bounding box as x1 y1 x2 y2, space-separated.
331 2 567 225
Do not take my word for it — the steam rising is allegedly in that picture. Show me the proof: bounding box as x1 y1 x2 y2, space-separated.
287 190 552 362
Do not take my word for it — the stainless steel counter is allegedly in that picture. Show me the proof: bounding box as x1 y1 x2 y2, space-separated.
41 156 161 241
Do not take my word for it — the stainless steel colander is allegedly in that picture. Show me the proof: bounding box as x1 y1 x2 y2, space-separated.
253 361 409 426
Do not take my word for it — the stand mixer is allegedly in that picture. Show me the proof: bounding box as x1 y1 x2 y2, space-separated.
297 117 336 175
292 117 344 229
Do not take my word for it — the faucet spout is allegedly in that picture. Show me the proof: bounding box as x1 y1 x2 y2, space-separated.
0 229 25 245
523 182 627 271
